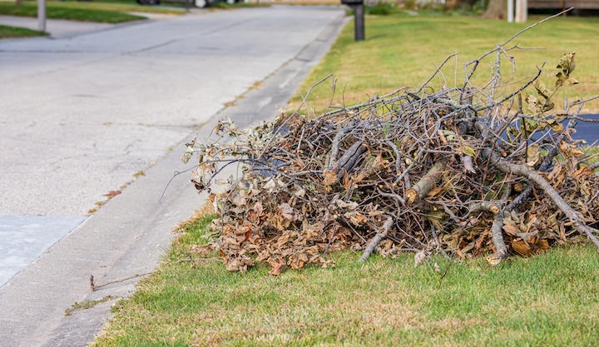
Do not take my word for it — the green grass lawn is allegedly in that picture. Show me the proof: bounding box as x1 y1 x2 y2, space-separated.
91 11 599 347
290 12 599 114
0 0 184 24
0 23 46 38
92 214 599 346
44 0 185 15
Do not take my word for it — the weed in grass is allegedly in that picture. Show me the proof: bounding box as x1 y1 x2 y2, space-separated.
65 296 117 316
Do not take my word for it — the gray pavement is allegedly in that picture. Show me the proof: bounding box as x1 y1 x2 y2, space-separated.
0 6 347 346
0 6 344 216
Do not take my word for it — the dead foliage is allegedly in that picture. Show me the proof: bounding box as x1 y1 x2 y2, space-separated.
183 17 599 274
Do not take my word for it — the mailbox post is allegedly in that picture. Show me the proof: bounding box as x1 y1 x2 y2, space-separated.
341 0 365 41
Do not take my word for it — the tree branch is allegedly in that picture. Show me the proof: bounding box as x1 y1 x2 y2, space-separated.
481 149 599 251
406 160 446 204
359 217 394 263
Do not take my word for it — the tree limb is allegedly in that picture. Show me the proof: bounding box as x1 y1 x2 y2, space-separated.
405 160 446 204
481 149 599 251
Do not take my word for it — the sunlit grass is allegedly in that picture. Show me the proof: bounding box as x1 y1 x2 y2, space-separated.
0 0 183 24
44 0 184 15
0 23 46 38
290 13 599 114
93 213 599 346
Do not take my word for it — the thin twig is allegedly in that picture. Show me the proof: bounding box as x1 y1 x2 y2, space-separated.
90 272 152 292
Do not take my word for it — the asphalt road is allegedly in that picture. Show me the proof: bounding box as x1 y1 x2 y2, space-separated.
0 6 344 216
0 6 346 346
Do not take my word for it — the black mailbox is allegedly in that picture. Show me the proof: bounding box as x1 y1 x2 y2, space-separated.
341 0 365 41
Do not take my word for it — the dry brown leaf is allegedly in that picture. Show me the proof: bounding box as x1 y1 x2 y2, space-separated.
345 212 367 226
225 256 254 273
268 258 285 276
323 169 337 186
511 239 532 256
536 239 550 250
103 190 121 198
503 222 519 237
334 199 359 210
414 250 427 267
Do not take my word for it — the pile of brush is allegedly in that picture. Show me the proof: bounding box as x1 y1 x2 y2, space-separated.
184 45 599 274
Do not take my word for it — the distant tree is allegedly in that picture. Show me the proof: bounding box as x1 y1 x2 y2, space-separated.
483 0 505 18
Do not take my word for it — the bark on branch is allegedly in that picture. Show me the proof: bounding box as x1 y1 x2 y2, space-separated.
487 186 512 265
405 160 446 204
323 141 367 185
359 217 394 263
470 201 501 214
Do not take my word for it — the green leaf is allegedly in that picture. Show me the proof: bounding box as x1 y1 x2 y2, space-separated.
461 144 476 157
524 119 537 133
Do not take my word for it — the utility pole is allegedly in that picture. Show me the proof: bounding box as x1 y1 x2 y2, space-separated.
353 3 364 41
38 0 46 32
